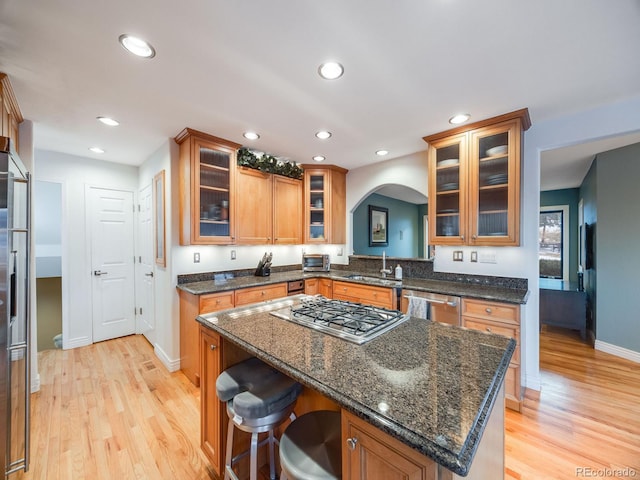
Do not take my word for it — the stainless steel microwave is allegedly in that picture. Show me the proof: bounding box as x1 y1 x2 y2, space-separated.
302 253 330 272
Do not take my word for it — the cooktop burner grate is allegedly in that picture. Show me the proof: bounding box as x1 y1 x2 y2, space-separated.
270 296 408 344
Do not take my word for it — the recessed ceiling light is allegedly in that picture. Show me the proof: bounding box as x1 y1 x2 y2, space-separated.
118 34 156 58
97 116 119 127
89 147 105 154
376 150 389 156
312 155 326 162
315 131 332 140
449 113 470 125
318 62 344 80
243 132 260 140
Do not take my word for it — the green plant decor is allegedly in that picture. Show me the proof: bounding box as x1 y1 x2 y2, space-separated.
238 147 304 179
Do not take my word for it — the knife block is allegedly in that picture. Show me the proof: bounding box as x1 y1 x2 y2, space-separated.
254 265 271 276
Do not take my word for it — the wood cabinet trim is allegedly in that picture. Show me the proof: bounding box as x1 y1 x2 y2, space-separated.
0 73 24 123
422 108 531 144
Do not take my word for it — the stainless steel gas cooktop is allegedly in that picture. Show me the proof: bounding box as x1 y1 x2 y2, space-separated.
270 295 409 344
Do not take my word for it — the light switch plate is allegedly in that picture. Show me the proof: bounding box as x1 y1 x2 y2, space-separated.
231 250 236 260
479 251 497 263
471 251 478 262
194 252 200 263
453 250 463 262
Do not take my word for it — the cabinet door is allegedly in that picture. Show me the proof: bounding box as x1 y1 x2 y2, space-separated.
342 410 437 480
236 167 272 244
428 133 468 245
273 175 302 244
468 120 521 245
305 278 319 295
318 278 333 298
304 170 329 243
179 290 201 386
200 327 222 476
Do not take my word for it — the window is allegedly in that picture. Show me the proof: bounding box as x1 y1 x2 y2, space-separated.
539 205 569 280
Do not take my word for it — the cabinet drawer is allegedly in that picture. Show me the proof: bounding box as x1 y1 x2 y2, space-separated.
199 292 235 313
332 281 394 307
462 298 519 324
463 317 520 364
235 283 287 306
504 365 521 406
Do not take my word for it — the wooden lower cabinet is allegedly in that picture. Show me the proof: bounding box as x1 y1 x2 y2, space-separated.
332 280 394 309
462 298 522 411
179 289 234 386
342 410 437 480
305 277 333 297
234 282 288 306
200 326 222 475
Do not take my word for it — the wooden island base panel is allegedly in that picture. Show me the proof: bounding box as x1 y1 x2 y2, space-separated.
197 296 515 480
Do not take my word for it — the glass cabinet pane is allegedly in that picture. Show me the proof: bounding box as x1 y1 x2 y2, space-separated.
434 143 462 238
475 131 509 237
198 147 231 238
308 174 325 240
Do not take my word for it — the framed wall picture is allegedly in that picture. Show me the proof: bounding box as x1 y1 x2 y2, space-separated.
154 170 166 267
369 205 388 246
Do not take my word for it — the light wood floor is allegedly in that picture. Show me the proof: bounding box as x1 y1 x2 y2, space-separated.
505 326 640 479
16 328 640 480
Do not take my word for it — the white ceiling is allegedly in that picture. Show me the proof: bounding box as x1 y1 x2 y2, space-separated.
1 0 640 186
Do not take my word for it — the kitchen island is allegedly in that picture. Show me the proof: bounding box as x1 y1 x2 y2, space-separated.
196 295 515 479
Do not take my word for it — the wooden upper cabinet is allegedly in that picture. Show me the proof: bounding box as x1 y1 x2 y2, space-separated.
0 73 24 151
424 109 531 246
175 128 241 245
235 167 302 245
302 165 348 244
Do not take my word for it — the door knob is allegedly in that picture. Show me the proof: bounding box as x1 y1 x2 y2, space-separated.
145 272 154 277
93 270 107 276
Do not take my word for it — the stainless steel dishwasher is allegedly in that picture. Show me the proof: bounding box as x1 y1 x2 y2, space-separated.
402 290 461 326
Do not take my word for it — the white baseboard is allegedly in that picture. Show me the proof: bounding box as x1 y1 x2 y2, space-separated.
595 340 640 364
154 344 180 372
63 335 92 350
31 373 41 393
524 373 542 391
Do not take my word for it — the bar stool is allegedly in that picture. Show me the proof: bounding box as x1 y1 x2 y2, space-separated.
216 357 302 480
279 410 342 480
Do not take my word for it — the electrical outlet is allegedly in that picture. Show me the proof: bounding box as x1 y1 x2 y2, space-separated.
194 252 200 263
453 250 463 262
471 251 478 263
337 247 343 256
231 250 236 260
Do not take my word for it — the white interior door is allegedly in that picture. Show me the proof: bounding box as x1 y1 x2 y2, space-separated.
90 187 136 343
137 184 155 344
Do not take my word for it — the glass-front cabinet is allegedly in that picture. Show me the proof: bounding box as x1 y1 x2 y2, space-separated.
425 109 530 246
176 128 241 245
303 165 348 244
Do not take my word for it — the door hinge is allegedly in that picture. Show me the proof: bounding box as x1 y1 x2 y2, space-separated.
139 307 143 315
139 255 142 263
138 204 141 212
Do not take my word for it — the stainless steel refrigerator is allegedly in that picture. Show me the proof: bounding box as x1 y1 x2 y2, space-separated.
0 136 30 477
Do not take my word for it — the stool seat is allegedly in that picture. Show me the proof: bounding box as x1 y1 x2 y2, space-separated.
280 410 342 480
216 357 301 480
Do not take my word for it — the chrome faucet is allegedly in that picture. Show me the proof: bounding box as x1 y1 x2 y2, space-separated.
380 251 392 278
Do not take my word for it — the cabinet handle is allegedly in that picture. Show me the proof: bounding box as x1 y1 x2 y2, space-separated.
343 287 347 292
346 437 358 451
472 234 477 240
486 327 492 333
460 235 465 241
485 308 492 314
261 291 266 295
210 344 217 350
215 299 220 304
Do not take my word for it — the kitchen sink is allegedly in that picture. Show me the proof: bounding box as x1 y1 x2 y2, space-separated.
343 274 401 286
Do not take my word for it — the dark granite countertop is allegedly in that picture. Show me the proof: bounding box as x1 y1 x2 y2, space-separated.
178 269 529 304
197 297 515 476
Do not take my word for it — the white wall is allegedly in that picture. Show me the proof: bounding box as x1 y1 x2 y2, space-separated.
35 149 138 350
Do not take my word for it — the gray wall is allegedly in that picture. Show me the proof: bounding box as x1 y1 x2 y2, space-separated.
594 142 640 353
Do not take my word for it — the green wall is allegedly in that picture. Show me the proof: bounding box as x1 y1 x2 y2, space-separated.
540 188 580 283
353 193 427 258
